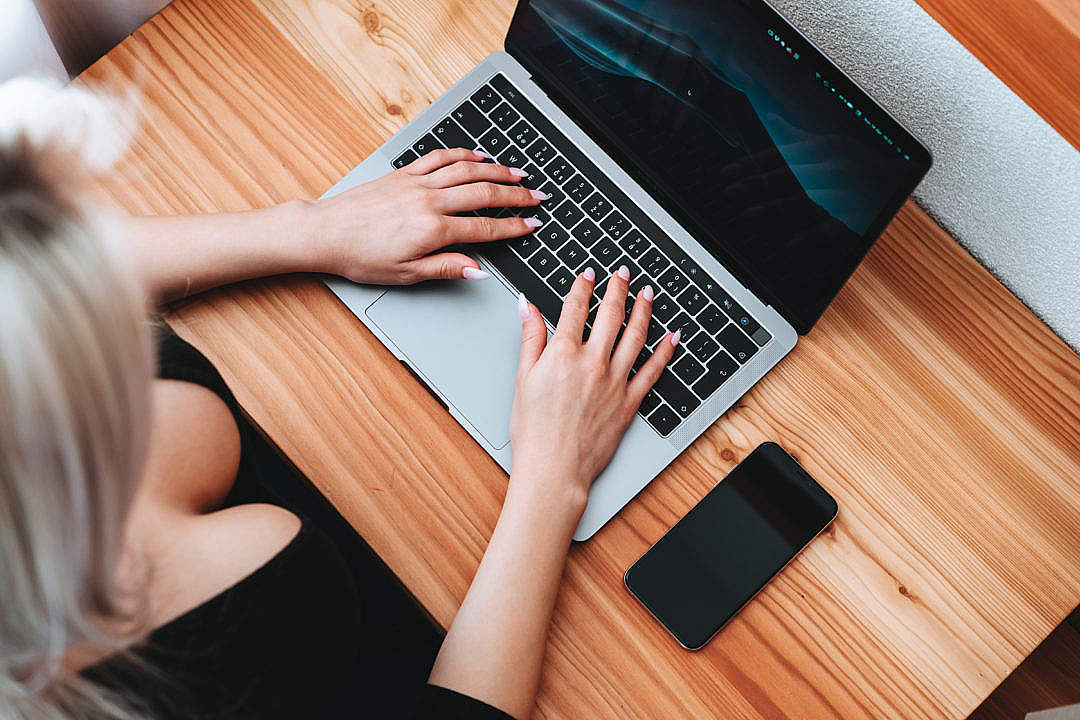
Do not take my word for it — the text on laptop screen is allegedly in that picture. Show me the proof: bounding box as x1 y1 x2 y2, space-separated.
507 0 930 331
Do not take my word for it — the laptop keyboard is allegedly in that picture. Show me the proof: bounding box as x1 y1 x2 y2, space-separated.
390 73 772 437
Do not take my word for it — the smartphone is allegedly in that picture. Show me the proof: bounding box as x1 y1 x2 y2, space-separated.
624 442 838 650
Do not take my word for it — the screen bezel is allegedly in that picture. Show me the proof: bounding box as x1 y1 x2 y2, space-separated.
504 0 933 333
623 442 838 650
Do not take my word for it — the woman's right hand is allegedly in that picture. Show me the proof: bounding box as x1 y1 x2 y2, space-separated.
507 264 679 516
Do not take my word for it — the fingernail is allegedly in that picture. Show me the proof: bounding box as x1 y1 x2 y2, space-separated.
462 266 490 280
670 329 681 347
583 266 595 282
524 216 542 228
617 265 630 280
474 149 493 160
529 189 550 200
642 284 654 301
509 167 528 177
518 292 530 320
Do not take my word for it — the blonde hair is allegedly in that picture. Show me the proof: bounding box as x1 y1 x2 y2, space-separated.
0 79 153 718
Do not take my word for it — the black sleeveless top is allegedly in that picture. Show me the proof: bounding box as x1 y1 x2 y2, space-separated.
81 330 512 720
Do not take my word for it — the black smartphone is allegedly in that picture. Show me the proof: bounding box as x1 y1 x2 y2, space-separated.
624 442 838 650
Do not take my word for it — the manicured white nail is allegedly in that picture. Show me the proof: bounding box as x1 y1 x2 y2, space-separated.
529 189 550 200
583 266 595 281
642 284 654 301
474 149 493 160
462 266 490 280
509 167 528 177
523 216 542 228
617 265 630 281
670 329 681 346
518 292 530 320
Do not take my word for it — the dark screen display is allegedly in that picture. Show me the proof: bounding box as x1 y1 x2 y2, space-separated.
624 443 837 649
507 0 931 332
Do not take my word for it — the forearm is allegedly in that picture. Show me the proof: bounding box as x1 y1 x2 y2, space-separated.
428 473 585 720
122 201 320 303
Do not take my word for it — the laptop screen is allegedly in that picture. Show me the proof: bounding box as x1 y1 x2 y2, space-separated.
506 0 931 332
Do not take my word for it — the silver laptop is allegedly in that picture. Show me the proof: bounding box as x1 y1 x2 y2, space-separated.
321 0 931 540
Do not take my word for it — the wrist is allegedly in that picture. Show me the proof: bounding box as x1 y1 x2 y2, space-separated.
506 464 589 526
276 198 334 275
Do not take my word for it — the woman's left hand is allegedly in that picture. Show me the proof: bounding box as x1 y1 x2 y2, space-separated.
306 147 547 284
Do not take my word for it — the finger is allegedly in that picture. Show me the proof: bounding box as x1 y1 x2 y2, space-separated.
627 330 679 402
516 292 547 377
406 148 488 175
401 252 490 283
553 267 597 343
425 160 528 189
438 182 546 213
611 283 654 376
443 215 542 244
586 264 631 356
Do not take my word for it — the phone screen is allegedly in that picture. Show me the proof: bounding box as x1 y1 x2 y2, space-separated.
624 442 837 649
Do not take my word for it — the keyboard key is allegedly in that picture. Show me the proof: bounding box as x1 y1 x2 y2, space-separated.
490 102 520 130
509 121 539 149
547 157 573 184
718 324 758 364
552 199 583 228
471 85 500 113
547 266 575 297
481 244 562 325
433 116 472 150
639 248 668 277
527 246 558 278
638 389 662 416
657 267 690 297
412 133 442 156
668 312 701 342
565 174 594 203
677 287 707 316
751 327 773 346
692 351 738 399
687 332 720 363
507 233 541 259
556 239 588 271
716 294 761 335
619 229 649 258
698 305 727 335
672 356 707 385
477 127 510 156
654 370 701 418
392 149 418 168
592 237 620 267
602 211 630 239
670 248 706 286
519 163 545 189
582 192 613 223
537 224 569 249
646 403 680 436
499 146 529 169
538 181 565 207
645 318 665 345
651 294 678 323
571 219 602 247
452 101 489 136
525 137 556 164
490 74 522 103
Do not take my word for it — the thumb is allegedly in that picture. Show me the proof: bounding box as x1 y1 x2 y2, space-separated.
405 252 491 282
517 293 547 377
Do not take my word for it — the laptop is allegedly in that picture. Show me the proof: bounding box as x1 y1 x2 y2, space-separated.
321 0 931 540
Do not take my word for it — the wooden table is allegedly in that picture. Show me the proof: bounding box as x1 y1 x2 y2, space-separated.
79 1 1080 718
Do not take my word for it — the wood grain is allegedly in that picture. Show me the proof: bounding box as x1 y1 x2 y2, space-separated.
76 1 1080 718
914 0 1080 151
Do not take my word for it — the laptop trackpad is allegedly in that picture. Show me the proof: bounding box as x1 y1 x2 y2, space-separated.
365 278 524 449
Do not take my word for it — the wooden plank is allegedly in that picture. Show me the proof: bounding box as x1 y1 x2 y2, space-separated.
76 1 1080 718
914 0 1080 150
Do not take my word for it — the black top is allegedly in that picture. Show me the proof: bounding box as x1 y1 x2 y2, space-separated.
82 329 512 720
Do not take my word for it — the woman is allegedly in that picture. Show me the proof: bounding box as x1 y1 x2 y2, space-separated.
0 82 677 719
